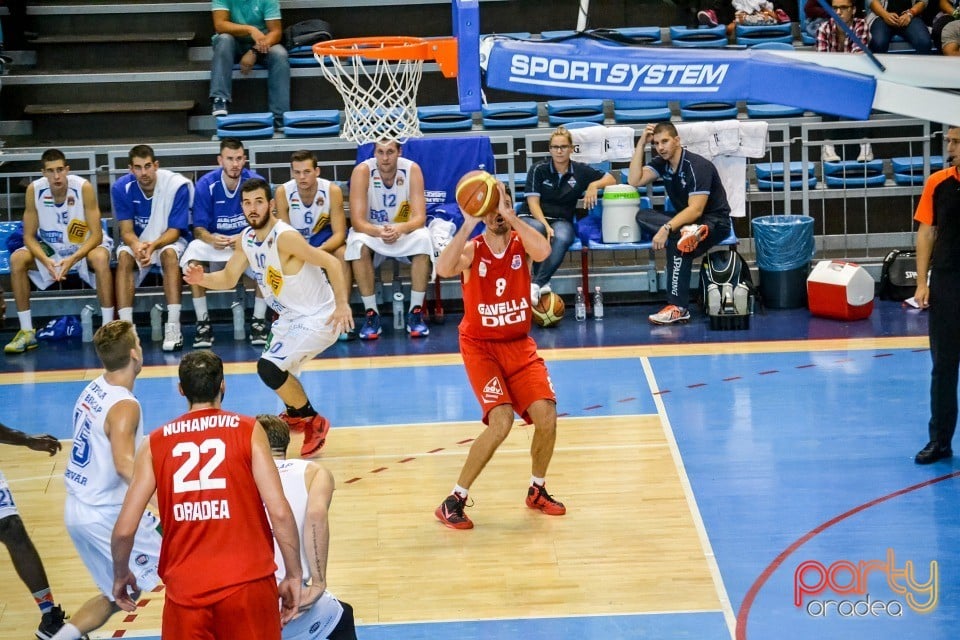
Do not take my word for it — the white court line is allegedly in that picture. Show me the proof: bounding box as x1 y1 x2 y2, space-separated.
641 356 737 640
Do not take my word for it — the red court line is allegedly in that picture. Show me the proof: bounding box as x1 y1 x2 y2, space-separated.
735 470 960 639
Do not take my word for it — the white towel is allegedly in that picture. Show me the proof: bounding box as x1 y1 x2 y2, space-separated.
738 120 770 158
712 120 742 156
141 169 193 243
603 126 637 161
570 125 607 164
713 155 748 218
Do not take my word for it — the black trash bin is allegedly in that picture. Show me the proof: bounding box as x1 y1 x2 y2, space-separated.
752 215 815 309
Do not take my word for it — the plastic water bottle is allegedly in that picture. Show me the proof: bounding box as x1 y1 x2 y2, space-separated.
393 291 405 329
574 286 587 321
80 305 95 342
231 301 245 340
593 286 604 321
150 304 163 342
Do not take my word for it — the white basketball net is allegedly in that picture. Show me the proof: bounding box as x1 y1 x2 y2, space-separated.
316 47 424 144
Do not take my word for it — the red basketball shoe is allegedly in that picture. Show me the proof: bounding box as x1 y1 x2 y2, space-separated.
280 413 331 457
525 484 566 516
435 493 473 529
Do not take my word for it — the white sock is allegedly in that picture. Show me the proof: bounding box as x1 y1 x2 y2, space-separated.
18 310 32 331
50 622 82 640
531 476 545 487
118 307 134 323
453 485 469 499
167 304 182 325
193 297 209 321
101 307 115 323
410 291 426 311
253 297 267 319
361 295 378 313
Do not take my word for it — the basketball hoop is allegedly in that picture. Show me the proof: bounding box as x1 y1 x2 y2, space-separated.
314 36 459 144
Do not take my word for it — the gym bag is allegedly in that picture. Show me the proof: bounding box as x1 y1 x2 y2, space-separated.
283 19 333 50
700 249 756 330
879 249 919 301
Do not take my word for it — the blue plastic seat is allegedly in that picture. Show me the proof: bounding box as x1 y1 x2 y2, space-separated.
679 101 739 120
735 23 793 46
612 99 672 124
891 155 945 185
417 105 474 132
481 101 539 128
669 25 728 48
757 176 819 191
546 99 605 125
823 159 887 188
282 110 340 137
216 112 274 139
602 26 663 45
288 45 319 67
754 162 816 180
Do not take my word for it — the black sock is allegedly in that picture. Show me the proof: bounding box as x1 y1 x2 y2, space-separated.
285 402 317 418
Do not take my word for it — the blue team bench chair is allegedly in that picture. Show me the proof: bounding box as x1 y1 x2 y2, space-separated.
546 99 605 125
481 101 539 128
891 155 945 185
216 112 274 139
679 100 740 120
281 110 340 137
823 158 887 188
611 99 672 124
668 25 728 48
0 220 21 275
417 105 474 132
735 23 794 47
754 161 818 190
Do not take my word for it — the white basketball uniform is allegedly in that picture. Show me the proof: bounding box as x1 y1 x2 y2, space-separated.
345 157 433 263
241 220 338 374
64 376 161 598
273 459 344 640
0 470 20 521
21 174 114 289
283 178 333 242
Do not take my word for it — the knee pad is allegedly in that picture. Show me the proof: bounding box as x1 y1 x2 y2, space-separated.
257 358 289 390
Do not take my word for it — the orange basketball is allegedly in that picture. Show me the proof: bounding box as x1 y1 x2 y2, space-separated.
531 292 565 328
456 170 500 217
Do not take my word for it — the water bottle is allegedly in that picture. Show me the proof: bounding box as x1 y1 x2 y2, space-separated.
80 305 95 342
574 286 587 321
392 291 405 329
593 286 604 321
150 304 163 342
231 301 245 340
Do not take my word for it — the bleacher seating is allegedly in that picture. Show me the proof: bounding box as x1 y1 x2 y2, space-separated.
282 110 341 137
823 159 887 188
735 23 794 47
417 105 475 132
612 99 672 124
215 112 275 140
891 155 945 185
679 101 739 120
481 102 539 128
754 162 818 191
546 99 605 125
668 25 728 47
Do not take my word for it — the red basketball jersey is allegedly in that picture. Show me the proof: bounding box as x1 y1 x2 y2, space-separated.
150 408 277 606
459 230 532 342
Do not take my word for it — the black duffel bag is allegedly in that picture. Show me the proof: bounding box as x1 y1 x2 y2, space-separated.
879 249 919 301
283 19 333 50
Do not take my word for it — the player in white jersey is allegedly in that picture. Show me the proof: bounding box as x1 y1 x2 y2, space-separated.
276 150 355 341
259 415 357 639
347 140 433 340
184 178 353 458
0 423 70 639
4 149 115 355
54 321 162 640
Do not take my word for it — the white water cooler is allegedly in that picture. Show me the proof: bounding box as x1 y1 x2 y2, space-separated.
807 260 875 320
601 185 641 243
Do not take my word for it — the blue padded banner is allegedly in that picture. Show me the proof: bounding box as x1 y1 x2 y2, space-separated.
485 39 875 120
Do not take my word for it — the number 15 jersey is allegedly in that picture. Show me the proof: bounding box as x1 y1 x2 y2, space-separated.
151 408 276 606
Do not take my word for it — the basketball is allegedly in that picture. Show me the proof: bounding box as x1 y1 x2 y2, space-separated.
531 292 565 328
456 170 500 217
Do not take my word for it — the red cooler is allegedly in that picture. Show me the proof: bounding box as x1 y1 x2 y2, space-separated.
807 260 875 320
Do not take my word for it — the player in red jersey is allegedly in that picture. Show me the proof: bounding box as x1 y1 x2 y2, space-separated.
111 351 302 638
433 183 566 530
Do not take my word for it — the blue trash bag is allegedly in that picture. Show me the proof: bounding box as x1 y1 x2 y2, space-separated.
37 316 82 341
751 215 815 272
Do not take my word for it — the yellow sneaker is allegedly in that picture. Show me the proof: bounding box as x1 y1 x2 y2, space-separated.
4 328 38 354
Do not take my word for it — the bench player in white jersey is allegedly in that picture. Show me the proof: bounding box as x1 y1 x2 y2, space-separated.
259 415 357 639
184 178 353 458
4 149 115 355
54 320 162 640
347 140 433 340
180 138 270 349
0 422 70 639
275 150 356 341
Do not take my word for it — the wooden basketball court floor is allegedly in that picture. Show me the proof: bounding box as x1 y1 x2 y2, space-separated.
1 301 957 640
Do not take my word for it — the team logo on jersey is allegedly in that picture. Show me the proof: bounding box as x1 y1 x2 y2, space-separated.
511 254 522 270
135 554 149 566
266 265 284 296
67 195 76 207
315 195 325 208
482 376 504 402
67 219 89 244
311 212 330 235
396 173 405 186
478 261 487 277
395 201 411 223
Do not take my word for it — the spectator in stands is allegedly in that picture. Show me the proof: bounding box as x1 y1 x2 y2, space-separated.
866 0 933 53
4 149 115 355
112 145 192 352
520 126 616 305
939 13 960 53
347 140 433 340
816 0 874 162
210 0 289 129
275 150 355 341
181 138 270 349
627 122 733 326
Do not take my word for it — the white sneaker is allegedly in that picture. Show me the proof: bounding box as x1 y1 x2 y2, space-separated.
822 144 840 162
857 143 873 162
162 322 183 351
530 284 541 306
